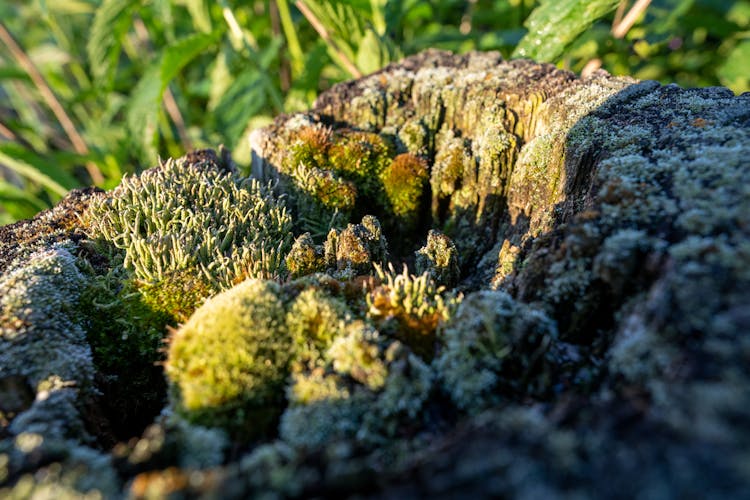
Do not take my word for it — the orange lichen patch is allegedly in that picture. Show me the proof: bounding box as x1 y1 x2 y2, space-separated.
369 284 442 360
691 117 712 127
130 467 223 499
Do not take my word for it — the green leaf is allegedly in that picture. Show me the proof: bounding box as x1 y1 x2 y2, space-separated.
0 180 48 220
513 0 620 62
356 28 393 74
718 40 750 93
183 0 213 33
87 0 139 88
0 66 32 82
127 31 221 164
0 145 75 198
212 68 266 148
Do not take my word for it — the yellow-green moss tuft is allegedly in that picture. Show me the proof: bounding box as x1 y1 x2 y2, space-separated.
165 279 290 438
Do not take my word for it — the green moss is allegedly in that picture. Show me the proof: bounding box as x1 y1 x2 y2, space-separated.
328 130 394 194
367 263 460 360
280 329 435 449
415 229 461 287
286 287 351 370
78 263 171 439
165 279 290 438
381 153 429 229
281 126 395 235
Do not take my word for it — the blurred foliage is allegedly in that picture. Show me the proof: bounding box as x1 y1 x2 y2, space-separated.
0 0 748 224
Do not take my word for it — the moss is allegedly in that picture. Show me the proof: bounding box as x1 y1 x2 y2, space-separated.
328 130 394 194
434 290 558 412
85 154 293 321
165 279 290 438
415 229 461 287
281 126 395 235
367 263 460 360
381 153 430 230
281 331 435 450
286 287 351 370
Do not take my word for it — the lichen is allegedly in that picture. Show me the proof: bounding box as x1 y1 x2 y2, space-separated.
434 290 558 412
0 244 97 445
85 155 293 322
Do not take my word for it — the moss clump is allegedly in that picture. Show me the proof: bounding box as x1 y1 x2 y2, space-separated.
286 287 351 370
78 263 171 439
415 229 461 287
381 153 430 230
165 279 290 438
85 155 292 322
280 325 435 449
281 125 395 235
367 264 460 360
434 290 557 412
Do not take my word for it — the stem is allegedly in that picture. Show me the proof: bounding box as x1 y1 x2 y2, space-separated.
163 86 193 151
612 0 651 39
220 2 285 112
276 0 304 77
0 22 103 184
295 0 362 78
221 3 258 50
0 120 17 140
613 0 628 29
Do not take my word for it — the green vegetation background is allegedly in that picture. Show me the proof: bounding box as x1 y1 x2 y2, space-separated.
0 0 748 224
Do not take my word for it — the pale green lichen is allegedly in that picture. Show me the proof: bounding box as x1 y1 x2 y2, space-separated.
434 290 557 412
0 244 93 392
0 244 97 445
85 156 293 321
